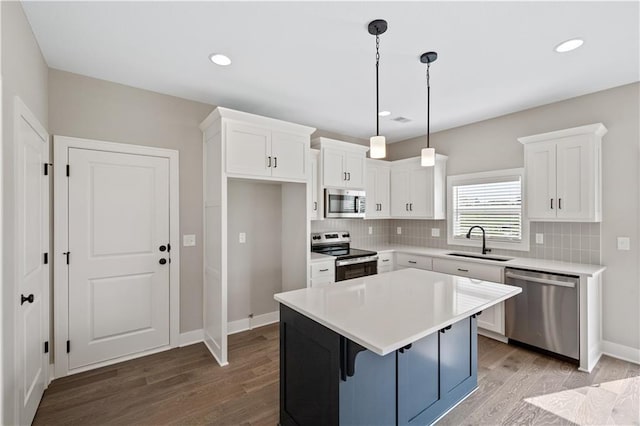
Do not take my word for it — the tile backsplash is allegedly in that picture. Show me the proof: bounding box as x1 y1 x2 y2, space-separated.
312 219 601 265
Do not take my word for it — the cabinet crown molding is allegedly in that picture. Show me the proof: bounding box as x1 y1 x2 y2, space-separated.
518 123 607 145
391 154 448 166
200 106 316 135
311 137 370 153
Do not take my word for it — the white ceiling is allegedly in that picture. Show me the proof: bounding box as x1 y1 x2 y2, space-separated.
22 1 639 142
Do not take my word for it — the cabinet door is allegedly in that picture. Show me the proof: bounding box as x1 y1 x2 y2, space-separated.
525 141 557 219
409 167 433 217
345 152 366 189
323 148 346 188
556 136 594 220
391 168 411 217
271 131 308 180
365 166 379 218
398 333 439 425
226 122 271 177
440 318 472 397
476 302 505 335
310 151 320 219
376 166 391 217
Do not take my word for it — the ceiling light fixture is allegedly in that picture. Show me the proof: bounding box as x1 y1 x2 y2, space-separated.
420 51 438 167
209 53 232 66
378 111 391 117
368 19 388 159
554 38 584 53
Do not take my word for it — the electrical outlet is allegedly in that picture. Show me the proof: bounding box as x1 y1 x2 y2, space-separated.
397 227 402 235
183 234 196 247
617 237 630 251
535 233 544 244
368 226 373 235
239 232 246 244
431 228 440 237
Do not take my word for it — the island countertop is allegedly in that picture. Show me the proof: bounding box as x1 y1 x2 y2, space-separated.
274 268 522 356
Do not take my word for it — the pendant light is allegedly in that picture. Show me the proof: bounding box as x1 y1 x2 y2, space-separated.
420 51 438 167
368 19 388 159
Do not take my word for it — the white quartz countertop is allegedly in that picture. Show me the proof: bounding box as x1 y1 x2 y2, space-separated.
310 252 335 263
357 244 606 277
275 268 521 356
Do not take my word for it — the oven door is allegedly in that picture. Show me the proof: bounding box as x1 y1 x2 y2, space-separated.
335 259 378 282
325 189 366 218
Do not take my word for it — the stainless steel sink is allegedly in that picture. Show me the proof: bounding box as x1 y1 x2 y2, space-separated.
447 252 513 262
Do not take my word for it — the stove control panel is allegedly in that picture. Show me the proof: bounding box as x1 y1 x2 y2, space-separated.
311 231 351 246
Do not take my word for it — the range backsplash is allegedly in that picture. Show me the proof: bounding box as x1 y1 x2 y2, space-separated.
312 219 601 265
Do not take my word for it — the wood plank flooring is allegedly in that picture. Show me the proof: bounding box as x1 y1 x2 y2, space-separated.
34 324 639 425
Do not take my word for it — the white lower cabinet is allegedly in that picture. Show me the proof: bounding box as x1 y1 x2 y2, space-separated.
432 258 505 336
395 253 433 271
377 252 394 273
310 260 335 287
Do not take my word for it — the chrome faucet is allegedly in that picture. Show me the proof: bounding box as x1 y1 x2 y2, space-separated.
466 226 491 255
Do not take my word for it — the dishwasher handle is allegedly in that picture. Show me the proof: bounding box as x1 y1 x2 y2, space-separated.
505 271 576 288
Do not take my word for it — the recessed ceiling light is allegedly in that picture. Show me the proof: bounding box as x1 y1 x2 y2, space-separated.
378 111 391 117
209 53 231 66
554 38 584 53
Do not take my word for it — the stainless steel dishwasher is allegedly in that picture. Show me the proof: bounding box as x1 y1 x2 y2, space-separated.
505 268 580 360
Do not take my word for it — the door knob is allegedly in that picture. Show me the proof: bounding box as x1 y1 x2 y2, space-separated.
159 258 167 265
159 245 167 252
21 294 34 305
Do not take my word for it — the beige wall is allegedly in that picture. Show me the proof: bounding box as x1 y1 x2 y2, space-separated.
389 82 640 351
48 69 213 333
1 2 49 423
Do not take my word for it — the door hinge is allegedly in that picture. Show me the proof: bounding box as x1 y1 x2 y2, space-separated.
64 252 70 265
66 340 70 353
66 164 70 177
44 253 48 265
44 163 53 176
44 341 49 354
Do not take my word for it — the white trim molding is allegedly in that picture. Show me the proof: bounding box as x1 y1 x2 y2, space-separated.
601 340 640 365
53 136 180 379
179 329 204 347
228 311 280 335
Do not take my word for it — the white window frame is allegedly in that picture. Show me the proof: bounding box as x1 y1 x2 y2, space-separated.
447 168 529 252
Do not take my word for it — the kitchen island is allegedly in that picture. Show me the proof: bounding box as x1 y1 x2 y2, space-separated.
274 268 521 426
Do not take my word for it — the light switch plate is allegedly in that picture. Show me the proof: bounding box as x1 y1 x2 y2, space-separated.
183 234 196 247
617 237 630 250
396 227 402 235
431 228 440 237
536 233 544 244
368 226 373 235
239 232 246 244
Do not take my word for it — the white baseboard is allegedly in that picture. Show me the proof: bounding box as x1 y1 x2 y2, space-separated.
228 311 279 335
601 340 640 365
179 329 204 347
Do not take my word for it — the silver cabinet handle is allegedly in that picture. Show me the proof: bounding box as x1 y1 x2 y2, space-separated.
409 203 413 211
558 198 562 209
273 157 278 168
550 198 554 209
408 260 417 264
347 172 351 181
505 271 576 288
267 156 272 167
319 268 329 272
343 172 347 181
313 201 318 211
406 203 409 211
382 259 390 262
457 268 469 272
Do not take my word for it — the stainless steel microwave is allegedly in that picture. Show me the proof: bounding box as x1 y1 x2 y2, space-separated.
325 189 366 218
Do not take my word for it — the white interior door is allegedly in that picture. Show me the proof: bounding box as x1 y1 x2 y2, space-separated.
15 98 49 425
67 148 170 370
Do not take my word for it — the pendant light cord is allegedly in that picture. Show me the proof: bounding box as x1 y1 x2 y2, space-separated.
376 34 380 136
426 63 431 149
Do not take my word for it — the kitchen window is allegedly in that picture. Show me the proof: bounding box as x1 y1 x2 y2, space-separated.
447 168 529 251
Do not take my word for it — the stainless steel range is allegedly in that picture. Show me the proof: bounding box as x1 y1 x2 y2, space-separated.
311 231 378 282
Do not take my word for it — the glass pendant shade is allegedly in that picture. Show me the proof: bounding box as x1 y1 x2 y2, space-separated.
421 147 435 167
370 135 386 159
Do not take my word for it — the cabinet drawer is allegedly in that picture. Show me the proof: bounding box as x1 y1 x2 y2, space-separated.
311 261 335 278
377 252 394 267
432 258 503 282
396 253 432 271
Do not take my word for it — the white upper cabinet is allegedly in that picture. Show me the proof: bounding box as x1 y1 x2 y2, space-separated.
366 159 390 219
519 123 606 222
224 112 314 182
310 149 321 220
311 137 369 189
390 155 447 219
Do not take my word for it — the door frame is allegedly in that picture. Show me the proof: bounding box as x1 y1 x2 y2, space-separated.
53 136 180 378
13 96 50 424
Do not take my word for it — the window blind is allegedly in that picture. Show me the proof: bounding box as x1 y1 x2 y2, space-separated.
452 177 522 242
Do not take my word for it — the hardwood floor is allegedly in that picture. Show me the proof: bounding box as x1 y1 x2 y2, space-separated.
34 324 639 425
